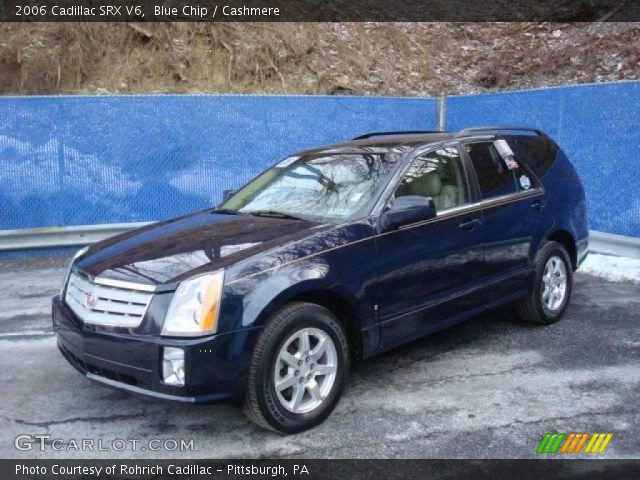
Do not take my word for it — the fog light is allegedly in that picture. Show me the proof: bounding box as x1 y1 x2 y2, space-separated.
162 347 185 386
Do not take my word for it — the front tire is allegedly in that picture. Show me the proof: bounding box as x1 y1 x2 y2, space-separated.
243 302 349 433
516 241 573 325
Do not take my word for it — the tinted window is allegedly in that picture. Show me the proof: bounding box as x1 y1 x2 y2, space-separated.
515 138 558 178
465 142 520 199
466 142 538 199
395 147 469 212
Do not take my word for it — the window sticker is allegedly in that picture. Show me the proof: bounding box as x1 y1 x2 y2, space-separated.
519 174 532 190
505 158 520 170
327 207 351 216
275 156 299 168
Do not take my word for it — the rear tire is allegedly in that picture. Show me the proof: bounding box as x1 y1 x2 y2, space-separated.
515 241 573 325
243 302 349 433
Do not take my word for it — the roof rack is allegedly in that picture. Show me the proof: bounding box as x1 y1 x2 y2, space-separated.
454 126 548 138
353 130 443 140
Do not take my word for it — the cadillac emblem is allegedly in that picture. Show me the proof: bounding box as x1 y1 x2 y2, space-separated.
84 293 97 309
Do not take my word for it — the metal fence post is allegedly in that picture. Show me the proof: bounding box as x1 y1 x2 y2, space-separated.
437 96 447 132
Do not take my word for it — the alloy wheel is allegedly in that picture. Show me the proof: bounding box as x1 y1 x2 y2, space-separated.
541 255 567 312
273 327 338 414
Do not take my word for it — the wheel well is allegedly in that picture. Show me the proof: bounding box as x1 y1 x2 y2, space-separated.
289 290 363 361
547 230 577 270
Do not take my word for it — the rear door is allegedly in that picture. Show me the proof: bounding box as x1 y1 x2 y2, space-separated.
460 139 548 302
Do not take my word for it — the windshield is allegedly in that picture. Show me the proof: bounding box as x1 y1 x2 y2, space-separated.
220 152 399 221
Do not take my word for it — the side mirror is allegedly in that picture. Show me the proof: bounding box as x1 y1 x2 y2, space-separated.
382 195 437 230
222 189 236 202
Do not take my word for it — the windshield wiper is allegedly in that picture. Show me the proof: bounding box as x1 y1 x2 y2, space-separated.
246 210 308 221
211 208 239 215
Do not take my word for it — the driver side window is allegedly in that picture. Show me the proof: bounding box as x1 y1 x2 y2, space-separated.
395 147 469 212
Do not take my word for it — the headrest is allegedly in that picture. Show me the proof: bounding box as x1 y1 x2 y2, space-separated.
413 173 441 197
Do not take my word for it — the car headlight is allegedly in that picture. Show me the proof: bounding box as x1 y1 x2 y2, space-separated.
162 270 224 337
60 246 89 297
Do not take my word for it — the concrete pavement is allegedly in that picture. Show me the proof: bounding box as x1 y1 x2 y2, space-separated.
1 255 638 459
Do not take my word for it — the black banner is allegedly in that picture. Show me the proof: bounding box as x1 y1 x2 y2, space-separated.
2 0 640 22
1 460 640 480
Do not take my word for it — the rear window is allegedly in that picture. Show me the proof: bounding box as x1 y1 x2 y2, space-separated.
512 137 558 179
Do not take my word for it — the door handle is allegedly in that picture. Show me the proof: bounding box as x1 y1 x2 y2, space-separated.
458 218 481 231
531 200 547 211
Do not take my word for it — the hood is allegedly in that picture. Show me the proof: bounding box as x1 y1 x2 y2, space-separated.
76 211 326 285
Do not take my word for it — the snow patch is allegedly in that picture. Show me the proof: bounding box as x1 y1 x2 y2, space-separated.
580 254 640 284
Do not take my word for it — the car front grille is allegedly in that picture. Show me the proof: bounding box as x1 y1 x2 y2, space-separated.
65 272 153 328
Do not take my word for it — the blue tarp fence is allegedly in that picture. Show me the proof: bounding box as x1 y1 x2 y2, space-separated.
0 81 638 238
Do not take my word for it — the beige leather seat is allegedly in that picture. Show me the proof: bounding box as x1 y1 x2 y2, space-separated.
408 173 458 211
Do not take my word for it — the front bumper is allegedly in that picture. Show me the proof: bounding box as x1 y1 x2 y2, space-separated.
52 296 259 403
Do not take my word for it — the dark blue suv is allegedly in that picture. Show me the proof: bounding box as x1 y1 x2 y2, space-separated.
52 126 588 433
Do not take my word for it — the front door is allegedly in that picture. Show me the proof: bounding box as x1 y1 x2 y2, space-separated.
375 146 486 350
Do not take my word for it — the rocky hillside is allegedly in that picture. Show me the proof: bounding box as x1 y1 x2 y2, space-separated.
1 22 638 95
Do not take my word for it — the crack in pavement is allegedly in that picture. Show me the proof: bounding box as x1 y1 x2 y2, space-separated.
1 413 148 428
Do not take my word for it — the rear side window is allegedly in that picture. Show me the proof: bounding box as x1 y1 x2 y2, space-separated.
513 138 559 179
465 142 536 199
465 142 518 199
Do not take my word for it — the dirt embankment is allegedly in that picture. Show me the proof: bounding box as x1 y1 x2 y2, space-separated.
0 22 638 95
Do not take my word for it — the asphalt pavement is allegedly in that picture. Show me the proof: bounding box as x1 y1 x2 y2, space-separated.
1 254 638 459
